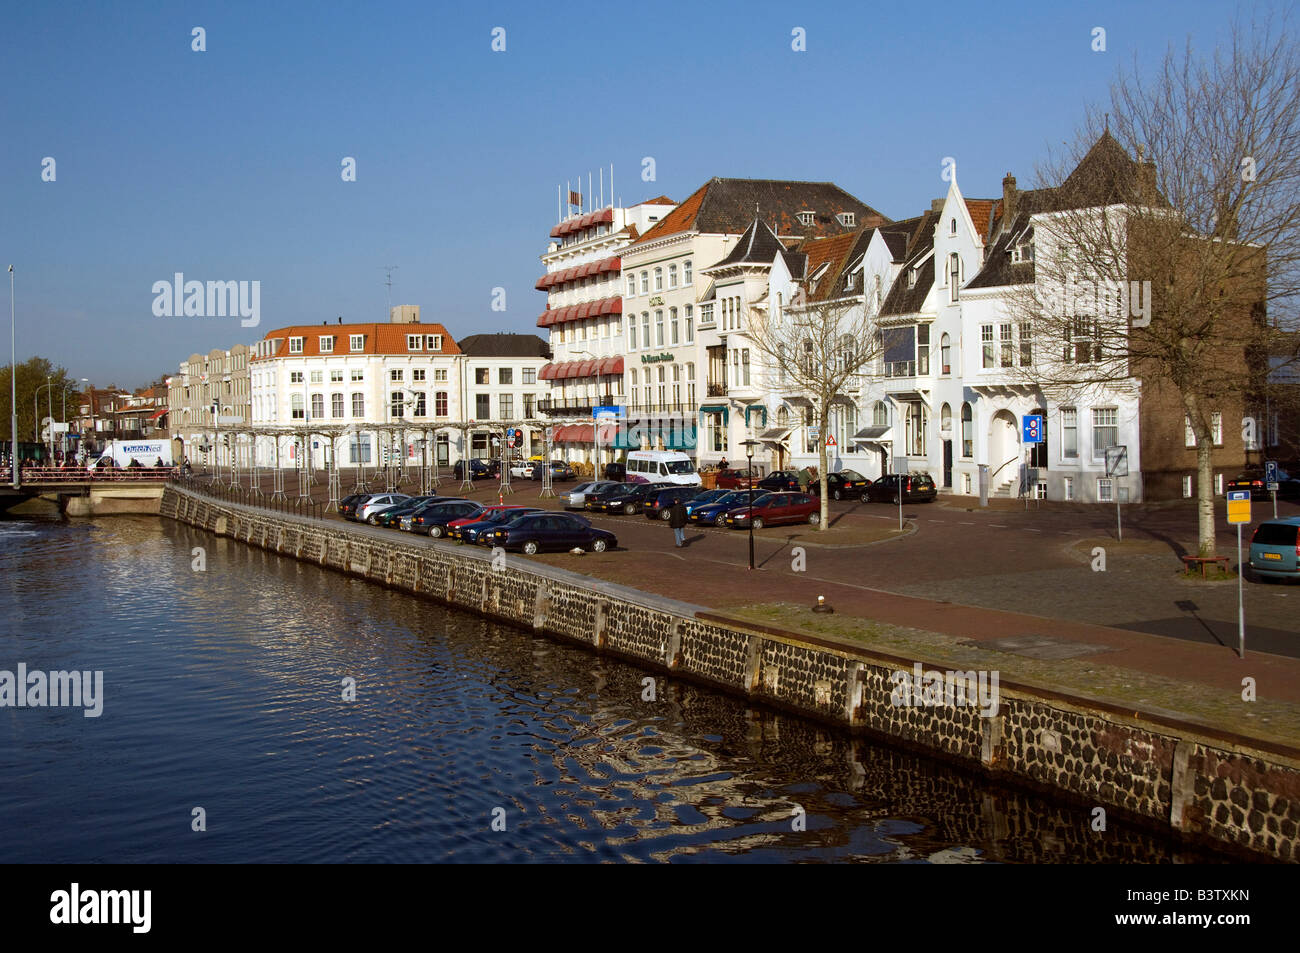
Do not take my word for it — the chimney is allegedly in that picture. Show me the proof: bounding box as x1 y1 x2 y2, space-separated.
1002 173 1018 226
930 199 944 214
337 316 342 324
1138 158 1158 207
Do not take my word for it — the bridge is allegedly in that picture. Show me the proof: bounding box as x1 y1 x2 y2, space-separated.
0 467 176 516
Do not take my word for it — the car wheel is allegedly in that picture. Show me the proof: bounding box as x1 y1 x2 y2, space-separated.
832 489 843 500
367 515 379 524
624 503 637 515
660 509 672 520
522 540 540 555
429 525 444 538
714 513 727 526
861 492 871 504
752 517 764 530
808 512 820 526
592 539 608 553
891 493 901 505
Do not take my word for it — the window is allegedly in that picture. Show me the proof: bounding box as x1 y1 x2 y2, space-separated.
426 335 442 351
475 368 489 385
981 325 994 368
742 349 751 386
1035 482 1047 500
1211 411 1223 446
1092 408 1118 456
291 394 304 420
349 435 371 464
1012 241 1035 263
654 267 663 291
411 391 426 417
668 264 678 287
319 336 334 353
961 403 973 457
1062 408 1078 458
1064 477 1075 501
310 394 324 419
331 393 344 418
289 337 303 354
798 211 815 226
873 401 889 427
627 275 636 296
310 370 323 384
1064 317 1102 364
630 368 637 388
390 393 405 418
523 394 534 417
950 217 957 236
838 212 855 227
655 310 664 347
1185 416 1197 448
390 369 403 382
290 371 304 384
407 334 421 351
435 392 448 416
476 394 490 418
940 333 951 374
499 394 513 419
999 323 1013 367
1098 478 1114 502
684 260 692 285
523 367 536 385
670 307 679 344
1019 322 1033 366
949 253 960 303
685 305 694 342
917 325 930 375
1182 474 1193 498
499 368 512 385
963 473 972 494
350 334 364 351
330 369 343 382
351 393 364 417
434 368 447 382
628 320 637 350
351 369 363 382
641 313 650 350
1215 473 1224 495
907 268 917 289
412 369 426 382
640 271 649 294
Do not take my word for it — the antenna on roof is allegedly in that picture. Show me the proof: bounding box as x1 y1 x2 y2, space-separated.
381 265 398 317
1104 111 1110 133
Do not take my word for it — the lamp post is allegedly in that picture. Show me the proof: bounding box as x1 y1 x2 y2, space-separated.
35 377 54 462
742 438 759 570
8 265 17 488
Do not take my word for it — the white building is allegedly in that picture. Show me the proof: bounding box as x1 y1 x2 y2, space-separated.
458 333 551 459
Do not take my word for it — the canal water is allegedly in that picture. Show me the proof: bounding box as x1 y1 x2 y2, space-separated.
0 516 1214 863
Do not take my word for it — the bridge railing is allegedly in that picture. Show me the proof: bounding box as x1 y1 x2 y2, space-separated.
4 466 179 484
169 474 324 521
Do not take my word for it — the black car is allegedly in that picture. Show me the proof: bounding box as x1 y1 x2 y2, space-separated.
756 470 802 492
642 485 704 520
824 469 870 500
587 481 673 515
689 490 772 526
603 461 626 482
1227 467 1300 501
373 495 461 528
456 507 544 544
452 459 498 480
864 473 937 504
485 511 617 555
337 493 369 519
405 500 484 536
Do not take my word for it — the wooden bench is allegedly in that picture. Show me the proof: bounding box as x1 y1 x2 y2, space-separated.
1181 555 1231 577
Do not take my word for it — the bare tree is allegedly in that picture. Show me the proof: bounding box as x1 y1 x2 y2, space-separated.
746 291 883 529
1004 13 1300 556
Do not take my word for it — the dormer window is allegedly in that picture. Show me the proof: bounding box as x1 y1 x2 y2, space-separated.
907 269 917 289
837 212 855 227
289 336 303 354
349 334 364 351
407 334 422 351
426 334 442 351
319 336 334 353
798 211 815 227
1011 242 1035 263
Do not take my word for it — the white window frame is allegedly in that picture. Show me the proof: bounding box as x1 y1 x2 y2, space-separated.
349 334 364 352
407 334 421 352
1097 478 1114 502
1182 474 1193 498
289 337 304 354
319 336 334 353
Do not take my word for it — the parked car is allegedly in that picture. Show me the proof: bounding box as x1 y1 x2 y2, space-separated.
624 450 701 486
689 490 772 526
756 470 802 492
1228 467 1300 501
404 500 485 536
338 493 369 520
586 481 673 515
485 511 617 555
1248 517 1300 582
454 507 543 544
508 459 534 479
723 492 820 529
684 488 731 516
643 485 705 520
356 493 413 523
527 460 576 481
452 459 497 480
603 461 626 482
564 480 621 510
823 469 871 500
864 473 937 504
374 496 459 528
713 468 755 490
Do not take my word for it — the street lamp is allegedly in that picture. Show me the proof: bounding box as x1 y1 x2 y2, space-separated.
742 438 760 570
8 265 17 488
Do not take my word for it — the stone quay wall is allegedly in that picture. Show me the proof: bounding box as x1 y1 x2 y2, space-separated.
162 485 1300 861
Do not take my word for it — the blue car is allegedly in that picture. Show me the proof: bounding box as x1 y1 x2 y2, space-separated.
688 490 772 526
683 488 730 515
1248 517 1300 582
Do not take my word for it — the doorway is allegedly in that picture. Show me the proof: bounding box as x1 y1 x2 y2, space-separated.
943 440 953 488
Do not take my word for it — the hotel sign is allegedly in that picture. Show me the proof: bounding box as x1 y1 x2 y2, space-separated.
640 353 674 364
648 295 665 306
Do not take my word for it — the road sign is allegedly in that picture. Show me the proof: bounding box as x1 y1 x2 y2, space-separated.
544 426 554 442
1104 445 1128 477
825 433 837 447
1226 490 1251 524
808 427 820 439
891 455 910 475
506 428 517 448
594 405 620 419
1022 414 1044 444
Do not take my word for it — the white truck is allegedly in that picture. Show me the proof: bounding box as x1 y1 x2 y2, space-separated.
88 440 173 471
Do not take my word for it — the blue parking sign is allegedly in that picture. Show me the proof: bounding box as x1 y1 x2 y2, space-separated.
1022 415 1044 444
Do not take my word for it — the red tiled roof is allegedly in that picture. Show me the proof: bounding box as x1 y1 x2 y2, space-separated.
253 323 461 360
963 199 998 242
641 195 676 205
631 182 710 246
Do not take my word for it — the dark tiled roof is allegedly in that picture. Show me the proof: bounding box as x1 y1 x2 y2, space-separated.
799 229 875 301
631 178 889 246
706 217 788 269
457 333 551 358
879 210 942 316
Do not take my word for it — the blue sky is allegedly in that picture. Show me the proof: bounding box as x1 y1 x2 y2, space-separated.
1 0 1254 387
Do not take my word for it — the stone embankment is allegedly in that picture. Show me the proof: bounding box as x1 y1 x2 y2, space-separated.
162 485 1300 861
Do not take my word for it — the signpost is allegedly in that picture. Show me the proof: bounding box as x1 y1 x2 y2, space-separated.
891 454 909 531
1105 445 1128 541
1022 415 1044 510
1265 460 1279 518
1226 490 1251 658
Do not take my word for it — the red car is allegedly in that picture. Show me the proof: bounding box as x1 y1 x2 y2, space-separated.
447 505 539 540
723 492 820 529
714 468 755 490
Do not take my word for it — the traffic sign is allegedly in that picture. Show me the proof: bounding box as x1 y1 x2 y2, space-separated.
1226 490 1251 524
1022 414 1044 444
891 455 910 475
506 428 517 448
825 433 837 447
1104 445 1128 477
808 427 820 439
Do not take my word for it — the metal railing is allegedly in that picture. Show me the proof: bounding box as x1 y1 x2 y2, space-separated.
4 465 178 484
170 474 324 520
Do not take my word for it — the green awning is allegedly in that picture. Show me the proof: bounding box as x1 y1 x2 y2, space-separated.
745 405 768 427
612 420 698 450
699 405 729 426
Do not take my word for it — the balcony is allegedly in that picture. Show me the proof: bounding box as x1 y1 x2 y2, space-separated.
625 402 698 416
706 382 726 398
537 395 618 417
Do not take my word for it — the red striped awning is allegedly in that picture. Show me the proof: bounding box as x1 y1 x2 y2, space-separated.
554 424 594 443
147 408 168 420
533 257 620 292
535 296 622 328
549 208 615 239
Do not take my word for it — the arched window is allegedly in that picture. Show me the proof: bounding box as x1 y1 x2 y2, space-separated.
777 405 789 428
961 403 973 457
950 217 957 235
940 333 951 374
940 403 952 433
949 253 961 303
873 401 889 427
654 267 663 291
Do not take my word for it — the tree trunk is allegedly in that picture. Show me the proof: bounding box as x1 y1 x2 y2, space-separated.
818 404 829 530
1196 438 1216 557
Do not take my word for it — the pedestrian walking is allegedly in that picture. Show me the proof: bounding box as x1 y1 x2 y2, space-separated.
797 467 811 493
668 498 688 548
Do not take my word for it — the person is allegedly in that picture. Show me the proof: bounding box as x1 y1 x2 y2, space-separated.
797 467 811 493
719 457 728 471
668 497 688 548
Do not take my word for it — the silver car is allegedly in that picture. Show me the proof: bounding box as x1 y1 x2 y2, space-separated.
564 480 620 510
356 493 411 523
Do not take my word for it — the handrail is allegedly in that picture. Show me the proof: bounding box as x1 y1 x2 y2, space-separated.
988 455 1021 484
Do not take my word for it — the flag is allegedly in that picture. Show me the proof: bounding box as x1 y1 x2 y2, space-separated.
569 190 582 206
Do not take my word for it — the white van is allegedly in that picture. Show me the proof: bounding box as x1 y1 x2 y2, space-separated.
624 450 701 486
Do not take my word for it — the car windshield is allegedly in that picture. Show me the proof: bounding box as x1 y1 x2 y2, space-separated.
664 460 694 474
840 470 865 481
572 483 593 494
